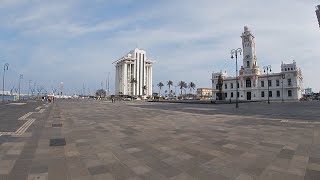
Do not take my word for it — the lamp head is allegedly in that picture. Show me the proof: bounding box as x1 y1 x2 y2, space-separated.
231 55 234 59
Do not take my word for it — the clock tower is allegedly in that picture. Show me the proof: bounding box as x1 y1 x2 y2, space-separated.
241 26 257 70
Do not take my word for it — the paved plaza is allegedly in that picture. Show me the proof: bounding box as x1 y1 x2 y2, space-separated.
0 100 320 180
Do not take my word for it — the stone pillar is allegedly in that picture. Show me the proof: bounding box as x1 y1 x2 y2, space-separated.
123 63 127 95
150 66 153 96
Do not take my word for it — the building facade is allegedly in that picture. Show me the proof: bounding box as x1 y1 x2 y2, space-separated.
212 26 303 101
196 88 214 99
113 48 154 97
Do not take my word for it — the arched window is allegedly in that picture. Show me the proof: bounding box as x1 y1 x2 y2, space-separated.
288 90 292 97
261 91 265 97
246 78 251 87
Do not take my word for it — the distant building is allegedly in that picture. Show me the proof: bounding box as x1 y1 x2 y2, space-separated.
211 26 303 101
316 5 320 28
113 48 154 97
304 87 312 95
196 88 213 99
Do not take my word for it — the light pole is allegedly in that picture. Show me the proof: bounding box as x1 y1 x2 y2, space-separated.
18 74 23 101
28 80 32 98
281 73 285 102
263 65 272 104
230 48 242 108
2 63 9 102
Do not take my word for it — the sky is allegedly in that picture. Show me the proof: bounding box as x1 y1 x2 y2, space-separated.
0 0 319 95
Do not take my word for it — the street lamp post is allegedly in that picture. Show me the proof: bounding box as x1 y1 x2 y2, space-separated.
2 63 9 102
230 48 242 108
28 80 32 98
263 65 272 104
281 73 285 102
18 74 23 101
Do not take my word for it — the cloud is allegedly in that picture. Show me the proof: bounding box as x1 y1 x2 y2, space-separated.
0 0 319 94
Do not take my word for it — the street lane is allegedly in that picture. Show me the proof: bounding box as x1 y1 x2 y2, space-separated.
0 100 45 132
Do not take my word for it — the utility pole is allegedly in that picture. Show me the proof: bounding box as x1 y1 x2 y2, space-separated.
106 77 108 93
28 80 32 98
107 72 110 96
82 83 85 96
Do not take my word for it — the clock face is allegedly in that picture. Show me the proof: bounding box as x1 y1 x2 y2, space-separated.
245 55 250 59
244 37 249 42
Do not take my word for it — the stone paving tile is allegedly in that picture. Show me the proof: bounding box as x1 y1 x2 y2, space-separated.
27 173 48 180
260 169 304 180
131 165 152 175
92 173 115 180
304 169 320 180
168 173 196 180
0 160 15 174
2 100 320 179
277 148 295 159
88 164 109 175
186 166 229 180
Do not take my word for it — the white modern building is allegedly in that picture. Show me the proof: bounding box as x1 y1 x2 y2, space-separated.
113 48 154 97
212 26 303 101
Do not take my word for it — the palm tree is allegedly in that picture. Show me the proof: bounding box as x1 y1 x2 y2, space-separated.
142 85 147 95
188 82 196 99
130 78 137 96
178 81 186 98
183 82 188 96
167 80 173 97
157 82 164 97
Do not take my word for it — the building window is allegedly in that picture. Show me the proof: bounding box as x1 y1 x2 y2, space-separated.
269 91 272 97
247 61 250 67
285 68 287 71
237 92 239 97
277 91 280 97
237 83 239 88
261 91 265 97
288 79 292 86
246 78 251 87
268 80 272 87
276 80 280 86
225 84 227 89
261 81 264 87
216 85 219 90
231 83 233 89
231 92 234 97
225 93 227 98
288 90 292 97
291 68 293 70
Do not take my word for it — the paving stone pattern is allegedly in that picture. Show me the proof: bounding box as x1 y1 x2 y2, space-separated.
0 100 320 179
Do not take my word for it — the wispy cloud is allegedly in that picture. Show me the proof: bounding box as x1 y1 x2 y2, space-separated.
0 0 319 94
